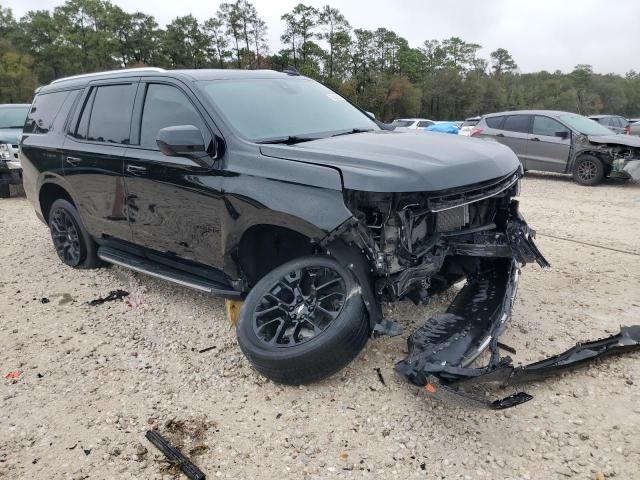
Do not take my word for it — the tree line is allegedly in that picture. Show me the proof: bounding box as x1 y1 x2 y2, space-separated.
2 0 640 121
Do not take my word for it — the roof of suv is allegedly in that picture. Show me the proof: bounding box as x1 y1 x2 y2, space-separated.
483 110 573 118
38 68 296 93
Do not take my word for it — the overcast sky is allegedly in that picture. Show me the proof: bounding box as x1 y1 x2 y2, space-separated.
5 0 639 74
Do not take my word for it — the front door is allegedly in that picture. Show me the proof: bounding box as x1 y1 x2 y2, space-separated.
527 115 571 173
123 81 226 269
62 82 138 241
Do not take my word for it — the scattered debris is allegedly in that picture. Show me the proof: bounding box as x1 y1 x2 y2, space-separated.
198 346 216 354
146 430 206 480
4 371 22 379
87 289 130 306
374 367 386 386
83 448 91 456
39 297 50 304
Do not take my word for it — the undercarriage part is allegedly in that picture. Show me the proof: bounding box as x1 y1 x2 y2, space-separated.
145 430 206 480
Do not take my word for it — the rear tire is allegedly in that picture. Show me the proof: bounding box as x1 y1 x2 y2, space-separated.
573 154 604 186
48 199 102 269
0 178 9 198
236 255 369 385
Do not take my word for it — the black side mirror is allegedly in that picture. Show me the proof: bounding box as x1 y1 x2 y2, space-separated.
555 130 569 139
156 125 214 168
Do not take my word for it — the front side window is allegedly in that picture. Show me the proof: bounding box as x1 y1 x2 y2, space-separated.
416 121 433 128
391 120 412 127
502 115 531 133
559 114 613 135
198 77 378 142
532 116 568 137
24 92 70 134
75 84 136 144
140 84 208 149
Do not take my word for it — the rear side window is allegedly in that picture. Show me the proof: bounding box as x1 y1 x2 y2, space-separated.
416 120 433 128
503 115 531 133
485 116 505 129
139 83 208 149
73 84 136 144
391 120 412 127
462 119 479 127
24 91 71 134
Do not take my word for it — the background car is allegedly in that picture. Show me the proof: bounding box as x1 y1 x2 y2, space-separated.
390 118 434 129
0 104 30 198
458 116 481 136
473 110 640 185
588 114 629 134
628 120 640 136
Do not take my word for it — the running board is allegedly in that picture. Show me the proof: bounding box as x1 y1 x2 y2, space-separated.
98 246 241 298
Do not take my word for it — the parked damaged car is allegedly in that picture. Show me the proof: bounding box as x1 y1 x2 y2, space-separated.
21 69 639 408
0 104 30 198
474 110 640 185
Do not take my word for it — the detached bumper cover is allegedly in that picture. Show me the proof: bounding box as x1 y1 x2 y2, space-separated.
395 215 639 408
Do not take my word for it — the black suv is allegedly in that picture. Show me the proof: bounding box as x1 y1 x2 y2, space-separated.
21 68 547 388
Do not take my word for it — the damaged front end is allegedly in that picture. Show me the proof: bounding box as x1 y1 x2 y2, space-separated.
336 168 639 408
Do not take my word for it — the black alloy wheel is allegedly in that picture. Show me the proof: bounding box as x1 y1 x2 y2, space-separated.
252 266 346 347
50 206 83 266
237 255 369 385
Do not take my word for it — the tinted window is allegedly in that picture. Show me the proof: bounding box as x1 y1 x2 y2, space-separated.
485 116 505 129
503 115 530 133
73 88 96 140
416 121 433 128
532 116 568 137
24 91 71 134
85 84 136 144
140 84 207 149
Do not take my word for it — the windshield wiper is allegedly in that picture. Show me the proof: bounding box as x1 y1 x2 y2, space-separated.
256 135 321 145
330 128 374 137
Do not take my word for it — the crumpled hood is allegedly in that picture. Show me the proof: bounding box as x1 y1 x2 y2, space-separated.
0 129 21 145
588 134 640 148
259 130 520 192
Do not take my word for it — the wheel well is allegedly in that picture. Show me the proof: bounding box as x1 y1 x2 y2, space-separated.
237 225 315 286
39 184 74 222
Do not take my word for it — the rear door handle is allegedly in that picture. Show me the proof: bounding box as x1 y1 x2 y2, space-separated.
65 156 81 166
126 165 147 176
496 133 505 137
531 137 540 142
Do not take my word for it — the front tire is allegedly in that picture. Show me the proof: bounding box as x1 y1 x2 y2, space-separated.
236 255 369 385
48 199 101 269
573 154 604 186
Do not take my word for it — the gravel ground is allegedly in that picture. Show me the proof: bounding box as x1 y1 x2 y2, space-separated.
1 173 639 480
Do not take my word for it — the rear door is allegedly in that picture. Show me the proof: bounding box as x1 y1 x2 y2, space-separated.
527 115 571 172
123 79 226 269
485 115 532 167
62 81 138 241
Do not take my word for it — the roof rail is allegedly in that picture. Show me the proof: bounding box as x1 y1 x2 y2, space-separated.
50 67 166 85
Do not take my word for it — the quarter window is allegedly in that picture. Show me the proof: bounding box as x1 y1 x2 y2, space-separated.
502 115 530 133
532 116 568 137
24 91 71 134
485 116 505 129
139 84 207 149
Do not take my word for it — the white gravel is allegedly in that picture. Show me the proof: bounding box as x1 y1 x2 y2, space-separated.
1 173 639 479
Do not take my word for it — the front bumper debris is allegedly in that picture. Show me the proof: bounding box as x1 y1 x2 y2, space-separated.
621 159 640 181
395 216 639 409
420 326 640 409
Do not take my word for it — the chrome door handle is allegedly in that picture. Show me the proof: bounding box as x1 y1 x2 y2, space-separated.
126 165 147 175
66 156 81 166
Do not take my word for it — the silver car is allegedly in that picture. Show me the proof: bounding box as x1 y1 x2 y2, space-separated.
588 115 629 135
474 110 640 185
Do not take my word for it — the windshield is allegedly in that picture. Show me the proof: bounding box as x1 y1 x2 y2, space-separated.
0 106 29 129
559 113 614 135
198 77 378 142
391 120 413 127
